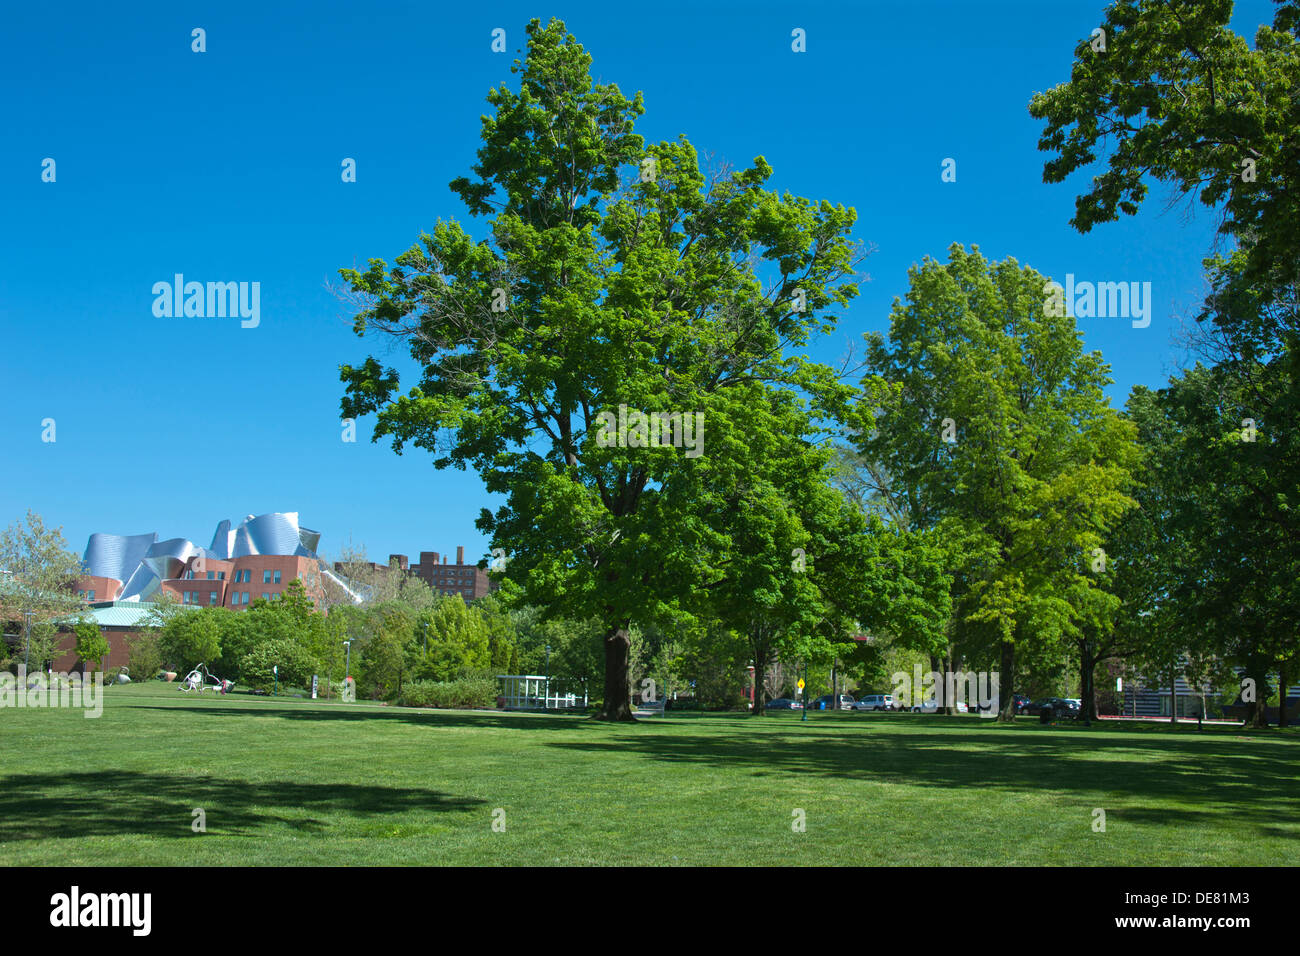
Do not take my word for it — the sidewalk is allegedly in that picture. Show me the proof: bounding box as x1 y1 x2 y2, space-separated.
1096 714 1242 726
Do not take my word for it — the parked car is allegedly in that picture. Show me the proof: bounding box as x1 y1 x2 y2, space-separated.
912 697 969 713
811 694 857 711
1032 697 1079 720
1013 694 1033 714
854 694 896 711
766 698 803 710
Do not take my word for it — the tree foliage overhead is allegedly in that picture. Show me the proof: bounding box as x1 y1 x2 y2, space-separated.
1029 0 1300 338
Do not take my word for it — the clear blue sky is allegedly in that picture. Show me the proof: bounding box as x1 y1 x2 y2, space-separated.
0 0 1275 564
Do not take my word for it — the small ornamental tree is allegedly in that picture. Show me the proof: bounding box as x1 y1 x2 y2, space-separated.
72 618 109 673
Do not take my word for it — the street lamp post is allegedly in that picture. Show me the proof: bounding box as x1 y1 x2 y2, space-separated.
544 644 550 710
801 661 808 722
23 610 34 672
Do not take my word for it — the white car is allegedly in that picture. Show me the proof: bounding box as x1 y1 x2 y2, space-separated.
911 698 969 713
854 694 896 711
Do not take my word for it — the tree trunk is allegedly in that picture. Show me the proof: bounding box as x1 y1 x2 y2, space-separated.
943 646 954 715
997 640 1016 721
595 625 636 721
1279 664 1289 730
929 652 941 711
1079 640 1096 723
748 635 772 716
1248 662 1268 728
1169 661 1177 724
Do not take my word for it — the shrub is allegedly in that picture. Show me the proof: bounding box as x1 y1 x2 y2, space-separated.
238 639 319 693
396 678 497 709
126 631 164 682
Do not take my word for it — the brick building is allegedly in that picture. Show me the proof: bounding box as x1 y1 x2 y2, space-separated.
335 546 498 601
411 547 497 600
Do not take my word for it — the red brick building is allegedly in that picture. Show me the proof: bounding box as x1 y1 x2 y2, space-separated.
335 546 498 601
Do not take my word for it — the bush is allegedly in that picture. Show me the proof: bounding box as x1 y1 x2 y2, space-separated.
126 631 164 682
238 639 319 693
396 678 497 710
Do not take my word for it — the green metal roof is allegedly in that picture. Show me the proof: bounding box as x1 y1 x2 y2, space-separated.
64 601 163 629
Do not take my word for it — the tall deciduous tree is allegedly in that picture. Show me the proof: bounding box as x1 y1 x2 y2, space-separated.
1120 361 1299 727
337 18 863 719
853 245 1140 720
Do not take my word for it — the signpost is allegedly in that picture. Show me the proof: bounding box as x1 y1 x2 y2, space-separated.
311 674 319 700
798 675 807 722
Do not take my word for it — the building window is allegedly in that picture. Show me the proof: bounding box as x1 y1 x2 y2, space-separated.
273 570 281 584
209 592 218 605
207 571 215 580
263 570 272 584
218 571 226 580
262 593 270 601
88 590 95 601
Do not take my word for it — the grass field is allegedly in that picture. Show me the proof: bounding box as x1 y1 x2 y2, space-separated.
2 682 1297 865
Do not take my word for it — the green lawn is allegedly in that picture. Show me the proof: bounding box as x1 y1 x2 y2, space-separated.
2 682 1297 865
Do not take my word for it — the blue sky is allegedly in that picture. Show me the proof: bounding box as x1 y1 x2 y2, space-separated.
0 0 1276 565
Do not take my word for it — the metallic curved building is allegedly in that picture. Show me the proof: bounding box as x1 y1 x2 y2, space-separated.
79 512 336 607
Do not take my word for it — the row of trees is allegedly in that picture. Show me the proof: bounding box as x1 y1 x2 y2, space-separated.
336 9 1298 723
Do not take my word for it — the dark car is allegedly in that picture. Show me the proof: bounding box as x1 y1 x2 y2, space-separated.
765 698 803 710
1034 697 1079 720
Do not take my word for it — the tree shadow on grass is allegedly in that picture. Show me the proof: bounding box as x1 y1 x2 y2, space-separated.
544 725 1300 837
0 770 484 842
131 704 592 732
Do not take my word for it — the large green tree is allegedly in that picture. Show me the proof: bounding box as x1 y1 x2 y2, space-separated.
853 245 1141 719
1032 0 1300 724
336 18 862 719
1120 361 1299 726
